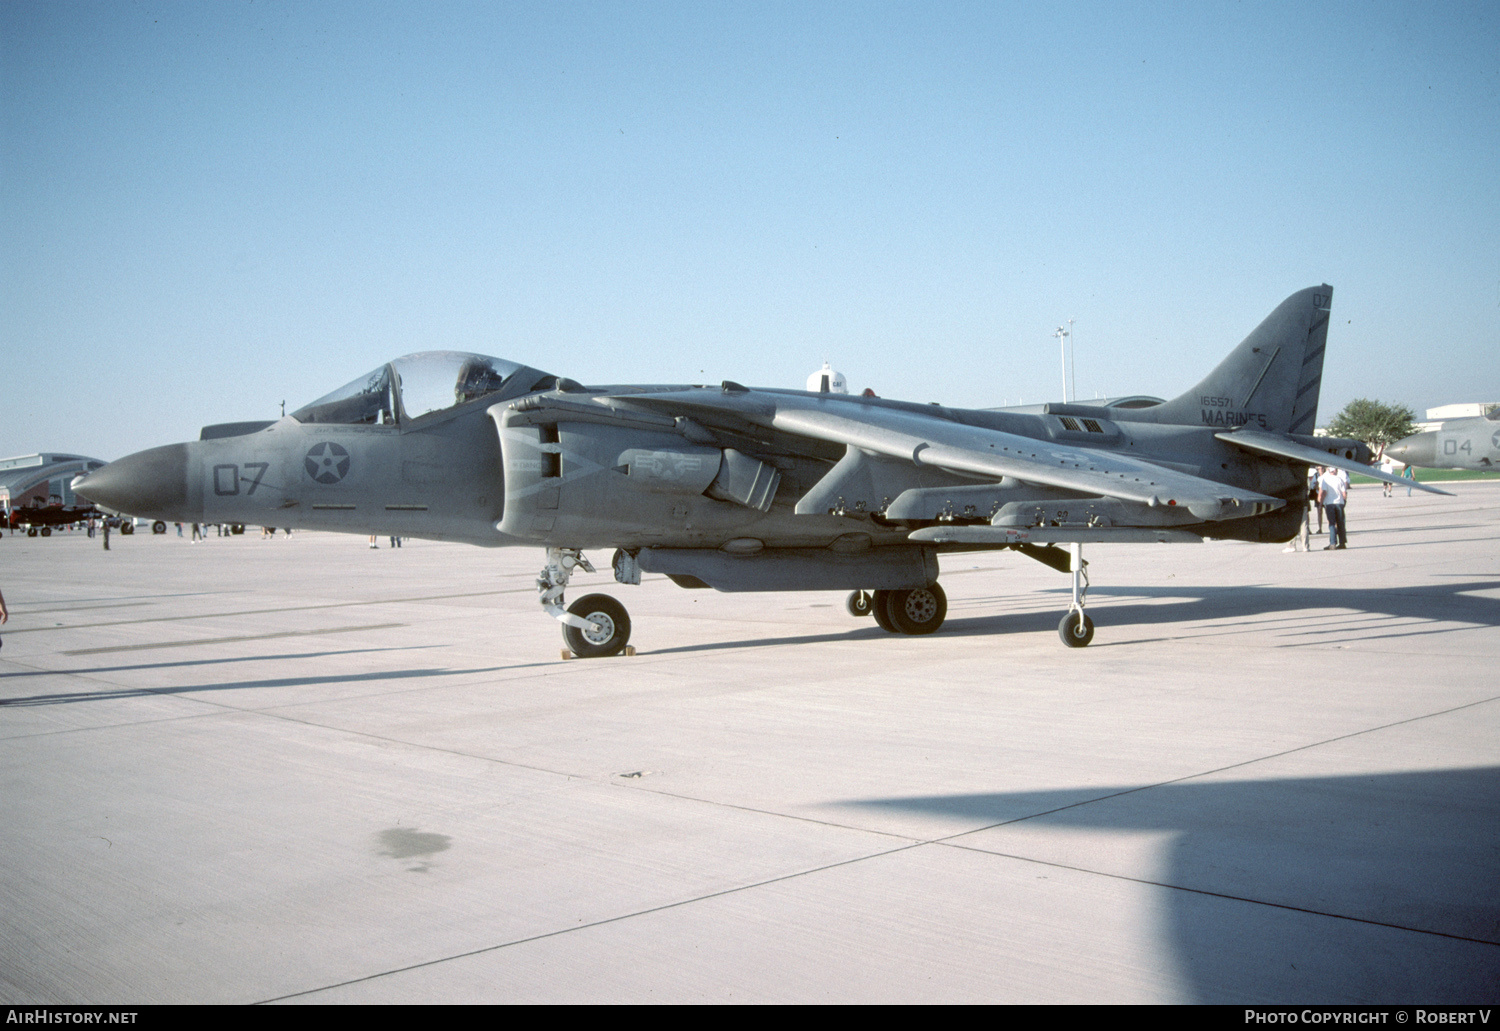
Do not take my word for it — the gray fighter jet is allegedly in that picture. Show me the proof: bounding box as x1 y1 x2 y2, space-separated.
74 284 1450 653
1386 410 1500 471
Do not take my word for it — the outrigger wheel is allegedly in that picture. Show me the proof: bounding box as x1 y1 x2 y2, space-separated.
846 590 874 617
1058 611 1095 648
562 593 632 659
1057 542 1095 648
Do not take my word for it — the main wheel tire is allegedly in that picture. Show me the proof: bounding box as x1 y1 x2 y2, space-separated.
1058 611 1095 648
884 584 948 635
152 521 167 534
40 526 52 537
870 589 898 633
846 590 874 618
562 593 632 658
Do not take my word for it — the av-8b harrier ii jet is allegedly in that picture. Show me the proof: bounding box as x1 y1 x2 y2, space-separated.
74 285 1449 654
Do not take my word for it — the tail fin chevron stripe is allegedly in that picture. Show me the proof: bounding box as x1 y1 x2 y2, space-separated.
1286 295 1331 435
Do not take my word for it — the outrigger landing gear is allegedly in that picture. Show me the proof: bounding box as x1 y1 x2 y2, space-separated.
1057 542 1095 648
537 547 634 658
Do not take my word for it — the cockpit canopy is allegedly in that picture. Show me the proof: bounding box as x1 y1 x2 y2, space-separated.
291 352 560 426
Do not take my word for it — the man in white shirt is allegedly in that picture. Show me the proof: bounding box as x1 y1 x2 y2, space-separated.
1318 466 1351 550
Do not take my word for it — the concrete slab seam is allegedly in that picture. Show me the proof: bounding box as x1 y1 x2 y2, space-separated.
253 837 934 1004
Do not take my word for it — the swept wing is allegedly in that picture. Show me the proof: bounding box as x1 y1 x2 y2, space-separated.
622 391 1284 522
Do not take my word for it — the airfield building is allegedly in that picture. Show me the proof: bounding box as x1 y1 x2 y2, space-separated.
1 452 108 514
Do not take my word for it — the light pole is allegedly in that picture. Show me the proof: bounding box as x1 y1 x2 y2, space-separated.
1068 317 1076 404
1054 325 1070 402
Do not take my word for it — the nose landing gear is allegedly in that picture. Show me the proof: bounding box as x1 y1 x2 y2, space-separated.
538 548 634 658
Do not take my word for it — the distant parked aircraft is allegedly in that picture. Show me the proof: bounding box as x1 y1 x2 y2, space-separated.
1387 410 1500 471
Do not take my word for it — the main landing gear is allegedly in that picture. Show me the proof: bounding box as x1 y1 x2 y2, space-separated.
848 543 1097 649
846 585 948 635
537 547 634 659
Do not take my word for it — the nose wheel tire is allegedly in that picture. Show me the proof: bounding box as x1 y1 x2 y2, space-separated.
562 593 632 658
884 584 947 635
1058 612 1095 648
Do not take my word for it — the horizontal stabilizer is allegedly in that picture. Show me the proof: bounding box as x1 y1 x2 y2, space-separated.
1215 431 1453 496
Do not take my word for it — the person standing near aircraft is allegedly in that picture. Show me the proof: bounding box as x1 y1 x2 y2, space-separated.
1308 466 1324 534
1318 466 1351 550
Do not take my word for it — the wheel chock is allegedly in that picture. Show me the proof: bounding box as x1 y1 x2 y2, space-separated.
562 646 634 660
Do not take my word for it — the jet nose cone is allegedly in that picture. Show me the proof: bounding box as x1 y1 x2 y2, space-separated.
73 444 192 519
1386 432 1435 468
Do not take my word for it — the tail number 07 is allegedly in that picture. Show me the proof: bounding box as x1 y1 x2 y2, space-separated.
213 462 270 496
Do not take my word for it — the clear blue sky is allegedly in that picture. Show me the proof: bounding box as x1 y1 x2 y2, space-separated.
3 1 1496 461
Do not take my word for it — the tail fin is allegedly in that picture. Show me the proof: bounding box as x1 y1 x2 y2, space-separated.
1149 285 1332 434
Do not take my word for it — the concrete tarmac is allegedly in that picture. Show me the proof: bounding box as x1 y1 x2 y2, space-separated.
2 485 1498 1004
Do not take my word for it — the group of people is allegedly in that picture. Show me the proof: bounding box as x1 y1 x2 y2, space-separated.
1309 465 1351 550
1302 453 1419 552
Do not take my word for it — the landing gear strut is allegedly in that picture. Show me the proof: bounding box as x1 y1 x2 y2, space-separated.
537 547 633 658
1057 542 1095 648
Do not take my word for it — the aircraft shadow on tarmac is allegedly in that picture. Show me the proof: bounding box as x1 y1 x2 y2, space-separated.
845 766 1500 1003
975 576 1500 644
0 647 428 682
0 657 541 708
647 578 1500 655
